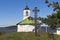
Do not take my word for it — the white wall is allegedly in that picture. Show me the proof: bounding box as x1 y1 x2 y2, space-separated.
57 30 60 35
17 25 35 32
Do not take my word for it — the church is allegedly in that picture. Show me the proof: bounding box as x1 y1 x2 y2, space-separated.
17 5 41 32
16 4 58 33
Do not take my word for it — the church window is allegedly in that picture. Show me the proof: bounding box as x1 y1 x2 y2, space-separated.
26 11 28 16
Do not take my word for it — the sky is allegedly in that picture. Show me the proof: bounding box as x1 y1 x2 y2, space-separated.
0 0 60 27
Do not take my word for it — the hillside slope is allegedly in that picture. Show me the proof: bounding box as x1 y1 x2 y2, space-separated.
0 32 60 40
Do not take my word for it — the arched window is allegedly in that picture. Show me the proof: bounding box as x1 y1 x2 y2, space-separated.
26 11 28 16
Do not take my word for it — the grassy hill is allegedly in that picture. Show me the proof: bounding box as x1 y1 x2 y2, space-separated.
0 32 60 40
6 25 17 28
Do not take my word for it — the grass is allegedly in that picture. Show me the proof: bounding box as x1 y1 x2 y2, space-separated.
0 32 6 35
0 32 60 40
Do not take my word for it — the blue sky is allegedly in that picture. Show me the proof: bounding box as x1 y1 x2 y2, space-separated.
0 0 60 27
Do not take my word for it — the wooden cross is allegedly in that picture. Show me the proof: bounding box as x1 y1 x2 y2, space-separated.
33 7 39 36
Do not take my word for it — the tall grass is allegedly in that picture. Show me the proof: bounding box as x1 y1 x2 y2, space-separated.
0 32 60 40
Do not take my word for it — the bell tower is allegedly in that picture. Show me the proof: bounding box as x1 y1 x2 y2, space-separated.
23 5 30 20
23 0 31 20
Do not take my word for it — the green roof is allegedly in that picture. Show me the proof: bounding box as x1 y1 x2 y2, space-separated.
17 18 40 25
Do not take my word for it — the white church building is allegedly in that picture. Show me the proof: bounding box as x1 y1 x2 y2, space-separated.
17 5 60 35
17 5 41 32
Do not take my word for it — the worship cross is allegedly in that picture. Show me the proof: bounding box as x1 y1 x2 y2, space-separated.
33 7 40 36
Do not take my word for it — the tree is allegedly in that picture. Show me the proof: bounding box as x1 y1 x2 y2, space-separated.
42 0 60 29
44 0 60 40
28 16 34 20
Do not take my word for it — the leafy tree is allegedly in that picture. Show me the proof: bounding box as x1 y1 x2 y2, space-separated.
41 0 60 29
43 1 60 40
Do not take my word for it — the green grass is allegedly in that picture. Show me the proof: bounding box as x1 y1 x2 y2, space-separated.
0 32 6 35
0 32 60 40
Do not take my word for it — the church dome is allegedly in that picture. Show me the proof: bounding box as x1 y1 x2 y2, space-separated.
24 5 30 10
